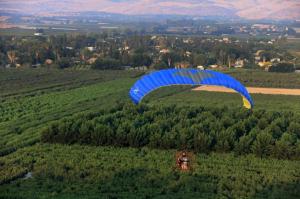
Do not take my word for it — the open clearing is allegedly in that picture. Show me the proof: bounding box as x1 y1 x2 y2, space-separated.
193 86 300 96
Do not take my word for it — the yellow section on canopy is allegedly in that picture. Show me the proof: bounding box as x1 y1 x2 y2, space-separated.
242 96 251 109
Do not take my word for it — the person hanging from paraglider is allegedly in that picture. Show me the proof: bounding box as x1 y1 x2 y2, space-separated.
177 151 189 170
129 69 254 172
176 150 193 171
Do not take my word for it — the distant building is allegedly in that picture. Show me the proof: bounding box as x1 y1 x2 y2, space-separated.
87 57 97 64
258 61 272 68
159 49 170 54
209 64 219 69
185 51 192 57
234 59 245 68
183 38 193 44
270 58 281 63
34 33 43 36
197 65 205 70
254 50 265 63
223 37 230 43
132 66 147 71
34 28 44 36
252 24 272 30
86 47 95 52
255 56 261 63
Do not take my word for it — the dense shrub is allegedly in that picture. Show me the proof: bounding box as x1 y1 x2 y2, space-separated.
57 58 71 69
41 103 300 160
269 62 295 73
92 58 122 70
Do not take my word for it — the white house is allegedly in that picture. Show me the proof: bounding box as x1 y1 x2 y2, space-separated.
270 58 281 63
86 47 95 52
159 49 170 54
209 64 219 69
197 65 205 70
34 33 43 36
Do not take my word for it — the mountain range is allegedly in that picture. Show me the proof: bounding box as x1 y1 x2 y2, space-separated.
0 0 299 20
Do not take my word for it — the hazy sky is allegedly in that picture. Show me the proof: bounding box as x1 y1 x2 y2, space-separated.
0 0 299 20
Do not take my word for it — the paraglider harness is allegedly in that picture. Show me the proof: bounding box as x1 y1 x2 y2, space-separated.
175 151 193 171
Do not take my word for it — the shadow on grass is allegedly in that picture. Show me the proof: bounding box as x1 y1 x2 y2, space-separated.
1 167 299 199
251 181 300 199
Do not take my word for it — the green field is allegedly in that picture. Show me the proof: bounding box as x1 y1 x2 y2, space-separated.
146 87 300 112
1 144 299 199
0 69 143 155
0 68 300 198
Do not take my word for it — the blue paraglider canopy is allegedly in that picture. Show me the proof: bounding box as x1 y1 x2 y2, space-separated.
129 69 254 109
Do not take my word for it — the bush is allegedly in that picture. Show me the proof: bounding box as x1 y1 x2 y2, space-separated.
92 58 122 70
269 62 295 73
57 58 71 69
41 103 300 160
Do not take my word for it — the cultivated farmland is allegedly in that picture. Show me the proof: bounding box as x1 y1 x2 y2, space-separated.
0 69 300 199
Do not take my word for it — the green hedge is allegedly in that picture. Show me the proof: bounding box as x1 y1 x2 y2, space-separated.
42 103 300 160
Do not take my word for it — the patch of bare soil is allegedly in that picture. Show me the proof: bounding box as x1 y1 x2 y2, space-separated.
193 86 300 96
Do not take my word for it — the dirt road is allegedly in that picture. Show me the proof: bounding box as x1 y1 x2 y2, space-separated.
193 86 300 96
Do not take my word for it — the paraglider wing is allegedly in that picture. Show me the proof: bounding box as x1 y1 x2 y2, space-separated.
129 69 254 109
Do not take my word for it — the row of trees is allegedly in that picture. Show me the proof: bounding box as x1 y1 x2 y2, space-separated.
42 103 300 160
269 62 295 73
1 33 292 70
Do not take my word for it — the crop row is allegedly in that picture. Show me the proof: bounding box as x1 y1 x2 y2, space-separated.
42 103 300 160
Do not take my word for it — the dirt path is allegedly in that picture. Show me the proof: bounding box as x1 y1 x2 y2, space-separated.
193 86 300 96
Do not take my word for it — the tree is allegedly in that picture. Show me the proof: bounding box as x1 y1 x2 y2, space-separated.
193 132 212 153
58 58 71 69
109 49 121 60
0 52 7 67
115 122 131 146
79 122 92 144
121 51 130 65
153 61 169 70
7 50 16 66
272 133 296 159
214 128 236 152
130 53 152 67
266 123 282 139
235 134 253 155
287 122 300 138
269 62 295 73
92 58 121 70
160 52 182 67
257 118 268 130
192 53 207 66
251 131 274 157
